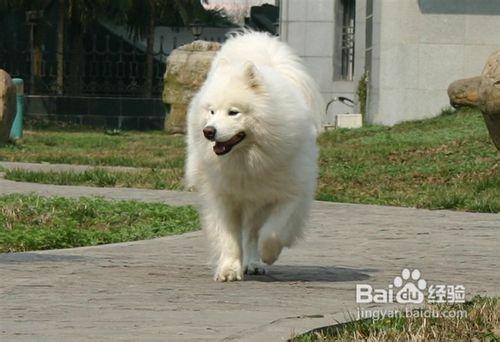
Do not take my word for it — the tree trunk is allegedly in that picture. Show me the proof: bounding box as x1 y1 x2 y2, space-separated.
144 0 155 97
56 0 65 95
68 20 83 95
174 0 191 26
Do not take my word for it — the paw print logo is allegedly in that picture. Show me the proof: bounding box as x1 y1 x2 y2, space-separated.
394 268 426 304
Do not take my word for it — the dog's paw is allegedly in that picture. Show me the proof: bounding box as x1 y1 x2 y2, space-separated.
259 235 283 265
244 261 266 275
214 259 243 282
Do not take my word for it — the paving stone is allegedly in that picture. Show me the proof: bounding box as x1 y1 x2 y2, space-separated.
0 171 498 340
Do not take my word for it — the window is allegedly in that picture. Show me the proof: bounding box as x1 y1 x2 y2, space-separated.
339 0 356 81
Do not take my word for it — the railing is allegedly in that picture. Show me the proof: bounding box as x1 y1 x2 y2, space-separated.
0 32 173 97
341 22 355 81
340 0 356 81
0 24 229 129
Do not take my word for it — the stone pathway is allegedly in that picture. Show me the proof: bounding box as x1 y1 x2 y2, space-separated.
0 165 499 341
0 177 198 207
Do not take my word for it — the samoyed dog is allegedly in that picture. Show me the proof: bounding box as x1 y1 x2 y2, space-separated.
186 31 324 281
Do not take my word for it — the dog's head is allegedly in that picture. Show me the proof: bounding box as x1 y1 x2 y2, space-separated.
196 61 267 156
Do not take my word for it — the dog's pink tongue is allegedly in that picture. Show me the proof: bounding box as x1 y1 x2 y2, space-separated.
213 142 227 154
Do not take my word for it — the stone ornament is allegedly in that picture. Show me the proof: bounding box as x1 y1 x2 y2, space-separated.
448 50 500 149
162 41 221 134
0 69 16 144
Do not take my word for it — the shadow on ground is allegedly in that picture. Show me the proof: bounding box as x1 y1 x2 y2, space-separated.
246 265 375 282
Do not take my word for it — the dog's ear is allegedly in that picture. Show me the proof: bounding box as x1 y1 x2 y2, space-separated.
243 61 262 91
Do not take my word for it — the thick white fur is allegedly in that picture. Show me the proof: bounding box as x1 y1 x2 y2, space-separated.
186 31 324 281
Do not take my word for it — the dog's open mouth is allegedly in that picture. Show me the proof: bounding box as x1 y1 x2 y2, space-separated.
213 132 246 155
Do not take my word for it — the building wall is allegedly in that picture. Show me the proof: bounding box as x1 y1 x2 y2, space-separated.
280 0 335 121
367 0 500 125
280 0 366 123
281 0 500 126
331 0 367 120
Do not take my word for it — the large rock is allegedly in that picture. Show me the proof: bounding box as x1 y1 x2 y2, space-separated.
0 69 16 144
447 76 482 107
162 40 221 134
448 50 500 149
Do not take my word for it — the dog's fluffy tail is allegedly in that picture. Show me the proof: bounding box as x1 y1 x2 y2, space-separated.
286 64 325 135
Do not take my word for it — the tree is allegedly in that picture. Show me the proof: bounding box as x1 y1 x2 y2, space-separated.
117 0 160 97
64 0 127 95
56 0 64 94
0 0 114 94
114 0 230 97
0 0 50 93
1 0 231 96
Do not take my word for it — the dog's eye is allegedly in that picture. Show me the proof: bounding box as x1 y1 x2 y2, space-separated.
228 110 239 116
209 110 215 115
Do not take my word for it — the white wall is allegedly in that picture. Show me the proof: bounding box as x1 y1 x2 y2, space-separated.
280 0 367 124
280 0 335 121
367 0 500 125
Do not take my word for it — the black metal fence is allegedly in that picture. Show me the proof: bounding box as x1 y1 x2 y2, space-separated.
1 31 170 97
0 21 225 130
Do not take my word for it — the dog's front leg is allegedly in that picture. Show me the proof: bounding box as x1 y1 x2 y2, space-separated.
202 199 243 282
242 207 267 275
258 198 305 265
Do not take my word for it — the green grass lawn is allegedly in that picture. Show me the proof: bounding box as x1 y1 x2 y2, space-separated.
0 129 185 168
1 108 499 212
317 108 499 213
4 167 184 190
293 296 499 341
0 194 199 252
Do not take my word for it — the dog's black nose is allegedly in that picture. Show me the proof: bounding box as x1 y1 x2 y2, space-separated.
203 126 216 141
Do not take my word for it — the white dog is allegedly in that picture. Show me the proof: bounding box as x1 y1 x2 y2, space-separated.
186 31 324 281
